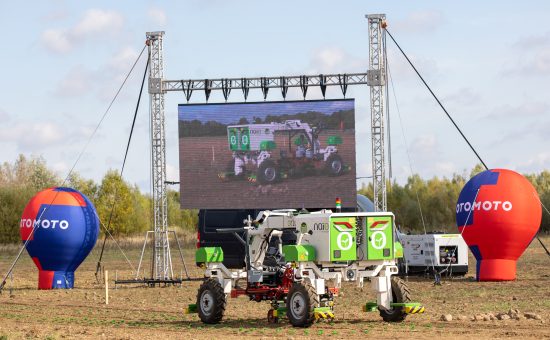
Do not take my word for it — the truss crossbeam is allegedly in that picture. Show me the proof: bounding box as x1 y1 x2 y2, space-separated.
163 73 370 99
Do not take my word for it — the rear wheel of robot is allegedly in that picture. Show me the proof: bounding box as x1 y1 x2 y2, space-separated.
379 276 411 322
197 278 226 324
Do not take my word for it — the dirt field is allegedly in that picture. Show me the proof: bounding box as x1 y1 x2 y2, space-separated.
179 130 356 209
0 237 549 339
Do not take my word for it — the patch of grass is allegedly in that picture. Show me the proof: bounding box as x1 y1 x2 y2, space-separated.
317 329 324 336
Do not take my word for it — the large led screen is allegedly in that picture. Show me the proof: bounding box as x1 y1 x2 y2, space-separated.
178 99 356 209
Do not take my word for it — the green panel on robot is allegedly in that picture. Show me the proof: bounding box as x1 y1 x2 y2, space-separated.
260 140 276 151
228 128 238 151
326 135 343 145
329 217 356 261
240 127 250 150
282 245 316 262
228 127 250 151
195 247 224 263
366 216 394 260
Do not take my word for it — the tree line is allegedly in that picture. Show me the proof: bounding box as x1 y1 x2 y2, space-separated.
0 155 197 243
358 164 550 233
1 156 548 243
179 109 355 137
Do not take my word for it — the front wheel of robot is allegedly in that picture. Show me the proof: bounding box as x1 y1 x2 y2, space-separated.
325 154 344 176
286 281 320 327
257 159 279 184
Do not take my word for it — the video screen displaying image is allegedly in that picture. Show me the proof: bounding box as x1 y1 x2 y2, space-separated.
178 99 356 209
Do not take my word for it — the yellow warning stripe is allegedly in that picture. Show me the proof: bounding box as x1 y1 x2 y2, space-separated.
314 311 335 319
404 306 425 314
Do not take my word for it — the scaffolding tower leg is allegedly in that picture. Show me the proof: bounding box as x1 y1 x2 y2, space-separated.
170 230 190 280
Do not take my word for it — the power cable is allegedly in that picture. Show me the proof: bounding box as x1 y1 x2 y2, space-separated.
384 28 488 171
383 30 393 181
386 56 436 278
0 45 147 293
533 192 550 257
95 54 150 280
386 28 550 261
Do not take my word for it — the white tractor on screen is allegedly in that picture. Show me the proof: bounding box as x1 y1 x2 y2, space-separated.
220 120 347 184
188 208 425 327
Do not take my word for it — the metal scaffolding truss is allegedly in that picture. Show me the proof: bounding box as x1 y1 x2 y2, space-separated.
146 31 172 281
163 73 369 100
140 15 389 285
367 14 387 212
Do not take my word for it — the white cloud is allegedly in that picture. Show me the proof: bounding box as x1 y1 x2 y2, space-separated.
515 152 550 173
0 108 10 121
486 101 549 119
309 46 366 74
167 163 179 182
55 65 94 97
513 32 550 50
41 29 72 53
41 9 124 54
54 46 144 100
0 122 65 151
410 134 437 155
503 32 550 76
435 161 456 174
148 7 167 26
387 48 440 80
52 161 69 175
531 48 550 73
443 88 481 107
503 47 550 75
392 10 444 34
108 47 139 72
73 9 123 37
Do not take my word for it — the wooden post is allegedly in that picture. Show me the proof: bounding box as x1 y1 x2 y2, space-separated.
105 270 109 305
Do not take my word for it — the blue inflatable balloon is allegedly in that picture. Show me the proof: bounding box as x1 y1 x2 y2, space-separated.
20 187 99 289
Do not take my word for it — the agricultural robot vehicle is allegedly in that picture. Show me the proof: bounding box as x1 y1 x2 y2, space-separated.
221 120 347 184
188 208 424 327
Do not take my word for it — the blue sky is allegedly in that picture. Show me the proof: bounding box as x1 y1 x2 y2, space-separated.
1 1 550 192
178 99 354 124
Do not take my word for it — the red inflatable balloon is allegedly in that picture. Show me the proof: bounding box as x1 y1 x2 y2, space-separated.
456 169 541 281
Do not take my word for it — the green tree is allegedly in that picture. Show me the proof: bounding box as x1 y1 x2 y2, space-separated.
469 163 486 178
95 170 135 236
167 189 198 231
0 155 60 242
